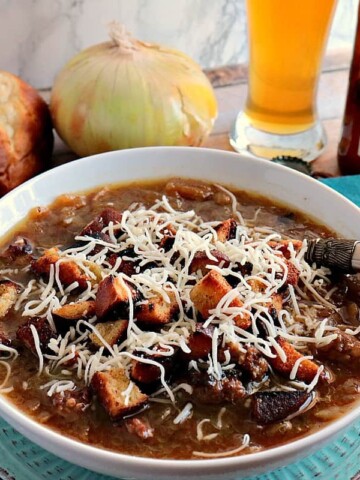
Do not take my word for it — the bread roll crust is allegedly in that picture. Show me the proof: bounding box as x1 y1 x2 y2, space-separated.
0 71 53 195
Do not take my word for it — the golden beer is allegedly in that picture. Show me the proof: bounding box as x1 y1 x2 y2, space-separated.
230 0 337 160
245 0 337 135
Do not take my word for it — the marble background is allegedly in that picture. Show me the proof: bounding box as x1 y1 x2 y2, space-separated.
0 0 357 90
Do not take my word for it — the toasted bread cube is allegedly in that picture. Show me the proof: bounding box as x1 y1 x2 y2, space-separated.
270 293 283 316
91 368 148 419
31 247 59 273
247 281 283 317
16 317 55 354
81 208 122 237
189 250 230 276
53 301 96 321
247 278 267 293
89 319 128 348
108 253 139 276
214 219 237 243
95 275 140 320
55 260 90 289
0 281 19 319
268 240 303 259
284 260 300 286
131 346 177 384
31 248 89 289
190 270 251 329
131 360 163 384
136 292 179 326
269 337 321 383
186 325 214 360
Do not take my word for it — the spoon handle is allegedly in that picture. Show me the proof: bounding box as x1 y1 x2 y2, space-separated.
305 239 360 272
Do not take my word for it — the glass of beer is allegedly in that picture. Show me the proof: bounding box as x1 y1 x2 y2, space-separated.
230 0 338 162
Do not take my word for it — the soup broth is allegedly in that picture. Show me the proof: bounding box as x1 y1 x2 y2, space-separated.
0 178 359 460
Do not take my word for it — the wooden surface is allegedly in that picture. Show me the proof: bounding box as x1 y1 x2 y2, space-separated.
202 47 352 177
47 47 351 177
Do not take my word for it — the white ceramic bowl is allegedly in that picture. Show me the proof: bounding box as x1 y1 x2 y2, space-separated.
0 147 360 480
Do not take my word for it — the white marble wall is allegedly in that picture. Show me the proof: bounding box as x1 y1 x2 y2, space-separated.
0 0 357 90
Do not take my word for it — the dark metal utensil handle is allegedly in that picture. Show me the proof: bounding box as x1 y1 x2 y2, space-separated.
305 238 360 272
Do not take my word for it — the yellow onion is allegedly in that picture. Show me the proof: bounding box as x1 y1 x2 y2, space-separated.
50 23 217 157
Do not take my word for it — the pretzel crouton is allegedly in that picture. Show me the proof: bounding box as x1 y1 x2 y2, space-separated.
53 301 96 321
0 281 19 318
252 390 312 425
131 360 163 385
136 292 179 326
190 270 251 329
91 368 147 419
214 219 237 243
95 275 140 320
269 337 321 383
89 319 128 348
189 250 230 275
186 325 215 360
131 347 176 384
31 248 89 289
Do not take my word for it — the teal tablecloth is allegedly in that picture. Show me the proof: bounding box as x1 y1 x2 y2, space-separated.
1 175 360 480
321 174 360 206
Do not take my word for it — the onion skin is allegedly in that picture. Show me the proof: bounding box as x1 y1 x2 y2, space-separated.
50 37 218 157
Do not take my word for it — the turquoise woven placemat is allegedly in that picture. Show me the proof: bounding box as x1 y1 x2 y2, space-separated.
1 174 360 480
0 411 360 479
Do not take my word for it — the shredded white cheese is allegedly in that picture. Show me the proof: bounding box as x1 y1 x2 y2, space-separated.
0 361 13 394
192 433 250 458
173 402 193 424
1 192 343 415
30 324 44 375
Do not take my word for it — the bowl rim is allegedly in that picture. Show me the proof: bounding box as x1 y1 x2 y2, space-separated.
0 145 360 475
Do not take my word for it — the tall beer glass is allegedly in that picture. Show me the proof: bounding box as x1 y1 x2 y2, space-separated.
230 0 337 162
